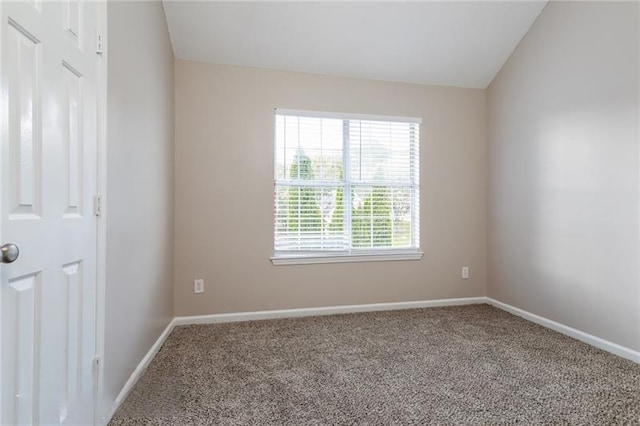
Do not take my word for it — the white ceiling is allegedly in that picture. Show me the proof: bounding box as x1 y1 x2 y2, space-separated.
163 1 547 89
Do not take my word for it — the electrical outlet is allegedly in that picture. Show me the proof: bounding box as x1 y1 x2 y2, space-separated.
461 267 470 280
194 278 204 294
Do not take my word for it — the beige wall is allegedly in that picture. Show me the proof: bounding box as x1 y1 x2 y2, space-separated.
174 61 487 316
104 0 175 417
488 1 640 350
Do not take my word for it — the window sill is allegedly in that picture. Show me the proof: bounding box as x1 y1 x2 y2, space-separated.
271 250 423 266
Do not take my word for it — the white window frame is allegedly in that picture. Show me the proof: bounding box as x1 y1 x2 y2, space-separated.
271 108 423 265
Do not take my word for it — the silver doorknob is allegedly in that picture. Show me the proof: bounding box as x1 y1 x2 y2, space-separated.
1 243 19 264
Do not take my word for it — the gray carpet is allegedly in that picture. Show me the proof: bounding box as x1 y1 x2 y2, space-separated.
109 304 640 425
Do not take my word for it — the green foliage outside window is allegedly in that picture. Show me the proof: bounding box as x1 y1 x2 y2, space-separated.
352 187 392 248
287 150 322 232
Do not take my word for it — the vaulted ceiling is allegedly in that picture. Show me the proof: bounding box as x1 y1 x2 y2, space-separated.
163 1 547 89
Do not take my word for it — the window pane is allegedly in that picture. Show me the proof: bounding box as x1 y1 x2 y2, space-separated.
274 184 346 251
275 115 343 182
351 186 414 249
349 120 415 183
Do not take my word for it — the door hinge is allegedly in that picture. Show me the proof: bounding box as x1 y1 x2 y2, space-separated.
96 33 104 56
93 195 102 217
93 356 102 389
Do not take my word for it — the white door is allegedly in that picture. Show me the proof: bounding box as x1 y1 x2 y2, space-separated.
0 1 102 424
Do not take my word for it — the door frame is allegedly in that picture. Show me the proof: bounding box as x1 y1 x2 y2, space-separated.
94 1 108 424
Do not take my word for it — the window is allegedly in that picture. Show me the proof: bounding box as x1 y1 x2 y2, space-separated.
272 109 421 265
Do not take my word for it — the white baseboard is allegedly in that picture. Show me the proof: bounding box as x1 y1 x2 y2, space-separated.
486 298 640 364
105 318 177 424
173 297 487 326
175 298 638 363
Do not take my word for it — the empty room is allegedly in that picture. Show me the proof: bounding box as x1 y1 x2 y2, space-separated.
0 0 638 425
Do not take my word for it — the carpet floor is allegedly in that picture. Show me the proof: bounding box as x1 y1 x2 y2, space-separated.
109 304 640 425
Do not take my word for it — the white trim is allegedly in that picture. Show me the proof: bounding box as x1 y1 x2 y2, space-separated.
174 297 485 326
0 3 5 426
94 2 108 424
104 319 176 425
271 250 423 265
637 0 640 371
486 298 640 364
274 107 422 124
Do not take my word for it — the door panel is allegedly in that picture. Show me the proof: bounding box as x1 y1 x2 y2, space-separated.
61 260 83 422
62 61 83 217
3 272 41 425
7 18 41 219
1 1 101 425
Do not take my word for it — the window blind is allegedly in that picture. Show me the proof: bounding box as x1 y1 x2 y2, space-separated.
274 109 420 254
